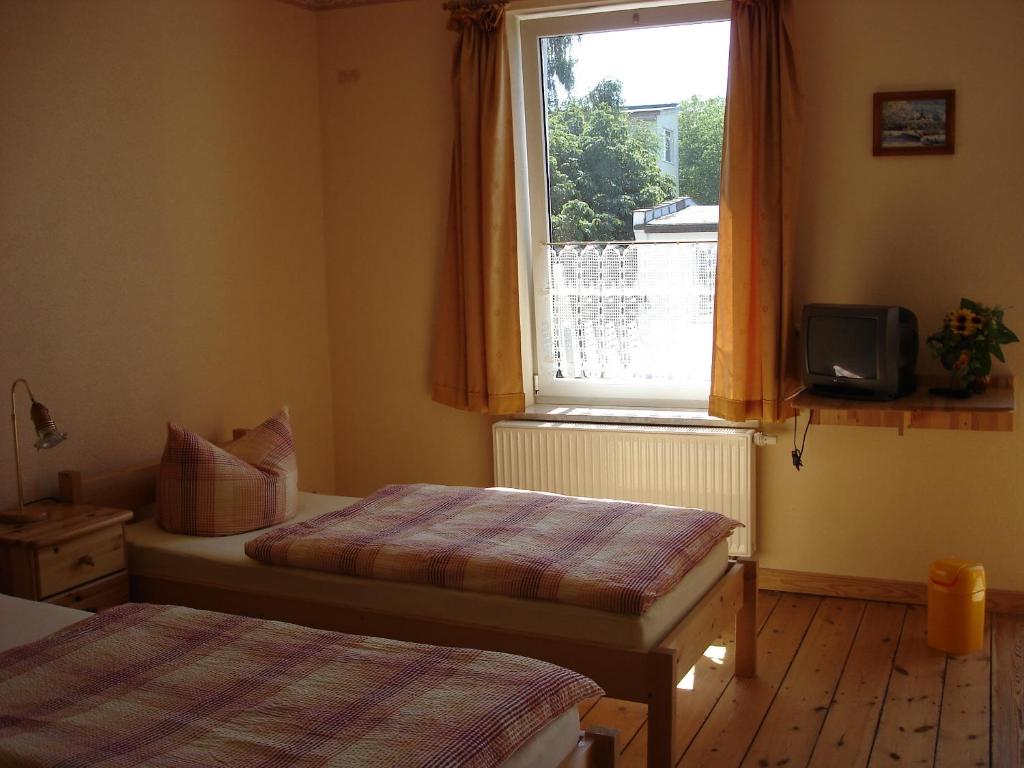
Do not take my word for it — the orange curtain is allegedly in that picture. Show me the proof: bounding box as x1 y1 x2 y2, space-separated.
431 3 525 415
709 0 802 423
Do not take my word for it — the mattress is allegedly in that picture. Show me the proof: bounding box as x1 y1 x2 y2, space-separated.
0 594 581 768
246 483 737 616
127 491 730 650
0 594 90 652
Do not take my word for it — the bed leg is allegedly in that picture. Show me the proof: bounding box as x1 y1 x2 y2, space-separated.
559 726 617 768
588 726 618 768
735 557 758 678
646 649 676 768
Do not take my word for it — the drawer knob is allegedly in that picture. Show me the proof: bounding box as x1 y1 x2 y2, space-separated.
78 554 96 567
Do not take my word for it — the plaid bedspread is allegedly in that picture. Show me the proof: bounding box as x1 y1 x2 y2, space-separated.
246 484 739 615
0 604 601 768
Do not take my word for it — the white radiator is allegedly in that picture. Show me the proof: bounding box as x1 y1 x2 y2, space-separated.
492 420 756 556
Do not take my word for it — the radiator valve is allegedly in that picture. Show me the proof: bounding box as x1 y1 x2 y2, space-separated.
753 432 777 447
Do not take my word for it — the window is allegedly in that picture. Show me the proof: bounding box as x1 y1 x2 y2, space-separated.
513 3 731 408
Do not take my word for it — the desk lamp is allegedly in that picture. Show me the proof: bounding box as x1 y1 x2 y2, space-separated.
4 379 67 523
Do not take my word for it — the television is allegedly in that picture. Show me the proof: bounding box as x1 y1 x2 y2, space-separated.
802 304 918 400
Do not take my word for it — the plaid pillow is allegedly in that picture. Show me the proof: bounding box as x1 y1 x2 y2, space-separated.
157 409 299 536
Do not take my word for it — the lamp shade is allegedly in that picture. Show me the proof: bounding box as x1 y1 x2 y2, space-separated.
29 400 66 450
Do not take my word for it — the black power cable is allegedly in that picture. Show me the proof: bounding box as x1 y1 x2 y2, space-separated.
791 409 811 470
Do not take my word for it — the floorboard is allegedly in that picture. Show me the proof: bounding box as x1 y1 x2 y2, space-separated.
608 590 784 768
809 601 907 768
581 698 647 755
992 613 1024 768
739 597 865 768
673 591 783 757
935 618 990 768
678 594 820 766
868 605 947 767
577 696 602 721
577 591 1018 768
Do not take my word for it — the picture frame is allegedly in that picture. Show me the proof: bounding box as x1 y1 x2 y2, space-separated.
873 90 955 156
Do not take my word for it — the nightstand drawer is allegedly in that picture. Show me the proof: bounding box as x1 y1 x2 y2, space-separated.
36 526 125 598
46 572 129 612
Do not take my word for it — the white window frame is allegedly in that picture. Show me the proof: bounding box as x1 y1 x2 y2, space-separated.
507 1 730 410
664 127 674 163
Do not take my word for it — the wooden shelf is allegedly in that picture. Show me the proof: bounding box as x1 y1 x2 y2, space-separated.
790 375 1015 434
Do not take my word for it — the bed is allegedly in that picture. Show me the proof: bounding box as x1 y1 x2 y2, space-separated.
57 454 757 768
0 594 615 768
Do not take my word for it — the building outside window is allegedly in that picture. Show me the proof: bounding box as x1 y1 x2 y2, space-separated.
624 104 679 182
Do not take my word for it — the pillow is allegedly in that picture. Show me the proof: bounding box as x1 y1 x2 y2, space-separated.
156 409 299 536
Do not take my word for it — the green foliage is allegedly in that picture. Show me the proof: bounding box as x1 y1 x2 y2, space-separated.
547 79 677 242
542 35 579 110
586 79 625 109
676 95 725 204
926 298 1019 385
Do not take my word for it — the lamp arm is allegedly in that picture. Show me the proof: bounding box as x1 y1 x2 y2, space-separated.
10 378 35 403
10 379 32 511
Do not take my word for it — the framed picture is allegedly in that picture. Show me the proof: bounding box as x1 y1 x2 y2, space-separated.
873 90 955 156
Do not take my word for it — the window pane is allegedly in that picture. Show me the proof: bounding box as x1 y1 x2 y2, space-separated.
540 241 715 388
535 22 729 404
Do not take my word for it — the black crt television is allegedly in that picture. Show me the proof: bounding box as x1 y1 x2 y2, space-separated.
802 304 919 400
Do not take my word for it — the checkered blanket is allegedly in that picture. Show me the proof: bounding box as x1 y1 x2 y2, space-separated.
0 604 600 768
246 484 738 615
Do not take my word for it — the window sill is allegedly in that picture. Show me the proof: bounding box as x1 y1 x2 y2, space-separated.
516 404 758 429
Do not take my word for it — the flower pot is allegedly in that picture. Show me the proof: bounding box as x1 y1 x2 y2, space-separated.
969 375 990 395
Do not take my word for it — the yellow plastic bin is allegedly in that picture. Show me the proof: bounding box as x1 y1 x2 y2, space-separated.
927 557 985 655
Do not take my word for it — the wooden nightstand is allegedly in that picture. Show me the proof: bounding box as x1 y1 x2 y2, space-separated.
0 504 132 611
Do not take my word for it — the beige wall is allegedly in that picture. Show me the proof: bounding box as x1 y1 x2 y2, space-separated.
763 0 1024 590
317 0 1024 591
318 0 494 495
0 0 336 504
5 0 1019 591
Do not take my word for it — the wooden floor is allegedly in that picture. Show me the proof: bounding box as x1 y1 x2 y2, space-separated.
578 592 1024 768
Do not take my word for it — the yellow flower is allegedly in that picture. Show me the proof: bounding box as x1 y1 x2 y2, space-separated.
949 309 980 336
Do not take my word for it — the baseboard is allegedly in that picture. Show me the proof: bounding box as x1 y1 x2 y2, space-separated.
759 567 1024 615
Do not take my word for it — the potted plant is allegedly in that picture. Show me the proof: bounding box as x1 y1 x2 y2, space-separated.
926 298 1018 395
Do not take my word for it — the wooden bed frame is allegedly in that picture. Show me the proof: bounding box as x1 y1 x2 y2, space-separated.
561 727 617 768
58 447 756 768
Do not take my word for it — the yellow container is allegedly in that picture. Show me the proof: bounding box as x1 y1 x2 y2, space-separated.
927 557 985 655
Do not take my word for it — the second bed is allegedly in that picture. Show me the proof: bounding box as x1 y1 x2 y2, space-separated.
59 466 757 768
